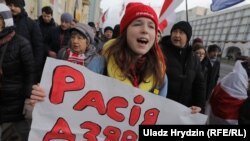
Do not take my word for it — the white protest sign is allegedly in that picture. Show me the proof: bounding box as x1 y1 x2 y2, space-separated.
29 57 207 141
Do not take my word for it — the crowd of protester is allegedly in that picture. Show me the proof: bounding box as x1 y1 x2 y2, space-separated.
0 0 249 140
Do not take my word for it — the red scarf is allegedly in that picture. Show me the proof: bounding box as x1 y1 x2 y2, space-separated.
129 56 146 87
66 48 85 65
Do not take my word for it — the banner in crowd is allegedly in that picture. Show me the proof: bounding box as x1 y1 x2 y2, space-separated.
159 0 184 35
29 58 207 141
210 0 245 11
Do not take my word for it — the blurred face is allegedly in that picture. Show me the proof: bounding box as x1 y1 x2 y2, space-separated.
208 50 219 60
157 30 161 43
104 30 113 39
0 16 4 32
7 4 21 16
126 17 156 57
171 29 188 48
42 12 52 23
70 31 89 53
60 20 71 30
195 48 206 62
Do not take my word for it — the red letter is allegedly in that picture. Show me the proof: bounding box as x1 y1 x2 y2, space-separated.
141 108 160 125
43 118 75 141
81 121 101 141
129 95 144 126
121 130 138 141
73 91 106 115
103 126 121 141
107 97 128 122
50 66 85 104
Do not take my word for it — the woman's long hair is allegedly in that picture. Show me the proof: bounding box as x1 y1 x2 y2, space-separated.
105 30 166 88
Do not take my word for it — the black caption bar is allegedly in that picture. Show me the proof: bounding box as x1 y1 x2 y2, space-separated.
139 125 250 140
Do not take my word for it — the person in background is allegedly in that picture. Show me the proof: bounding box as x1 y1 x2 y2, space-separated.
238 58 250 124
36 6 57 72
6 0 44 83
88 21 104 53
71 18 78 28
192 37 203 49
112 24 120 39
205 44 221 100
160 21 206 114
57 23 105 74
46 12 73 58
0 4 35 140
207 60 249 125
102 26 113 42
193 43 208 77
36 6 57 42
30 2 168 105
157 28 162 43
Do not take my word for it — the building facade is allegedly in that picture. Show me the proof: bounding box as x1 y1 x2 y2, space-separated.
186 5 250 58
88 0 101 23
2 0 93 24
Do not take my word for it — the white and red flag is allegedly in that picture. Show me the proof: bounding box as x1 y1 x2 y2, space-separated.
207 60 248 125
99 8 109 28
158 0 183 34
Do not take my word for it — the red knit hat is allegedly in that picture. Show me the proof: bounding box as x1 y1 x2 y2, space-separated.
120 2 158 34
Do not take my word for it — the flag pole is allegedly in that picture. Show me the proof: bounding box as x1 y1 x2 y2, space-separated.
186 0 189 22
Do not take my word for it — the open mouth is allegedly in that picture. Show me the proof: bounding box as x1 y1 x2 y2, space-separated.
137 38 149 44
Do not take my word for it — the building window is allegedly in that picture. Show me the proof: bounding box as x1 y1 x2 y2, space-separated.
209 35 213 40
226 13 232 20
215 28 222 34
239 26 247 33
211 23 217 28
247 34 250 40
223 28 229 34
237 33 245 40
230 27 238 34
210 29 215 35
217 22 223 27
212 16 218 22
214 35 219 40
224 20 230 27
207 18 212 23
220 35 226 40
232 19 239 26
205 24 210 29
200 30 204 36
200 25 205 30
228 34 235 40
219 15 224 21
243 9 250 17
197 20 201 25
241 17 249 24
234 11 242 18
205 30 209 35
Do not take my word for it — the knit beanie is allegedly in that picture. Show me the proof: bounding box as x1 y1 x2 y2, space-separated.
5 0 25 8
61 12 73 23
71 23 95 44
171 21 192 41
193 37 203 45
120 2 158 34
0 4 14 28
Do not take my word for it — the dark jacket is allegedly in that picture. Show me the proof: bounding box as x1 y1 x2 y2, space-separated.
46 26 71 54
0 34 35 123
36 16 57 43
161 36 206 108
205 58 220 100
13 9 44 83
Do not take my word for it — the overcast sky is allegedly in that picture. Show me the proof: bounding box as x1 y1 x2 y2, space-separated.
99 0 250 28
101 0 250 12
